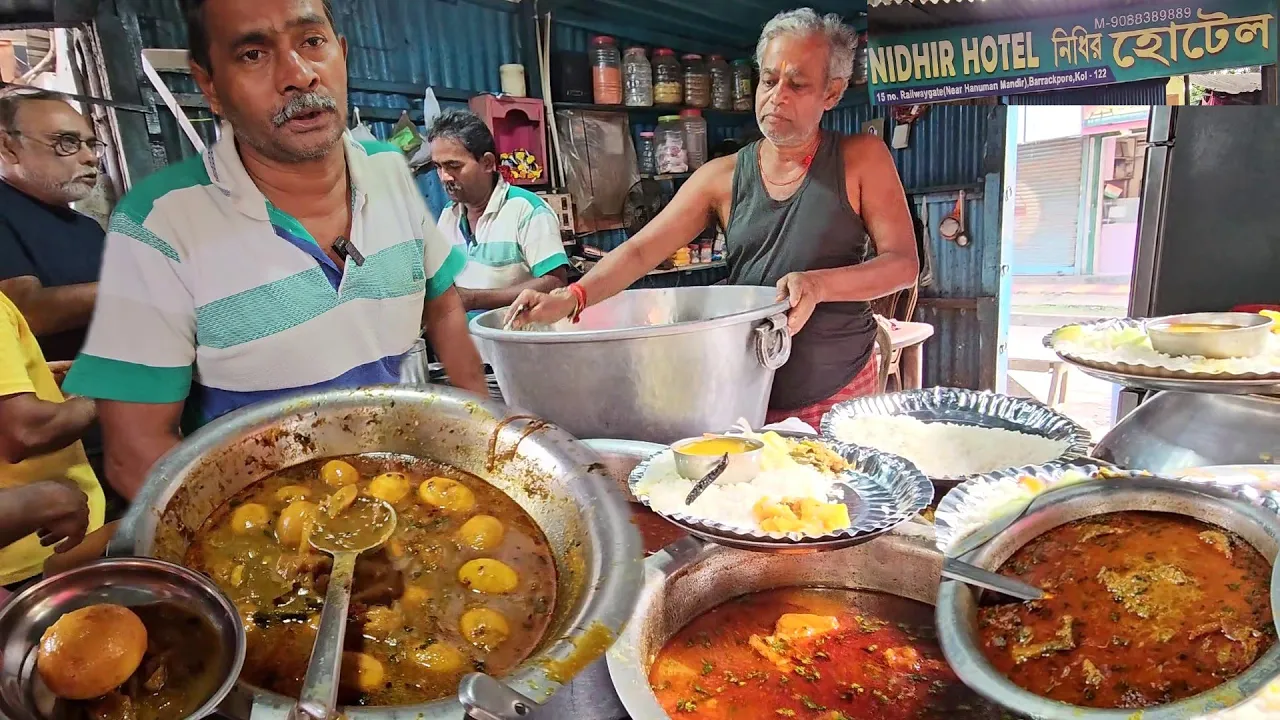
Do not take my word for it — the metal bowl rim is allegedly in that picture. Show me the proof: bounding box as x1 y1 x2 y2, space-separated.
605 528 946 718
118 384 644 718
1147 312 1274 333
469 287 789 344
935 476 1280 719
0 556 247 720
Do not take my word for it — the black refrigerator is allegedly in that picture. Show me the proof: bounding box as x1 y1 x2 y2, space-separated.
1118 106 1280 417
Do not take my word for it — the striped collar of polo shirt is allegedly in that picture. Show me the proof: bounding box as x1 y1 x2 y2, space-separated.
437 176 569 292
63 122 467 430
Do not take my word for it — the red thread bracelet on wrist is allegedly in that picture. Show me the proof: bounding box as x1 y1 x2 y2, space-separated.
567 283 588 323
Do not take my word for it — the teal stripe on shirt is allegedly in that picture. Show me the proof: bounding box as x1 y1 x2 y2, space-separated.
466 241 524 268
195 239 427 349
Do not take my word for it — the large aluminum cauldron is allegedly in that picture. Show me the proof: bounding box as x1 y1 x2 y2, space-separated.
108 386 644 720
1097 392 1280 474
470 286 791 444
936 475 1280 719
604 525 1000 717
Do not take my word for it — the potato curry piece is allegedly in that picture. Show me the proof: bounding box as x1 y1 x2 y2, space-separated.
185 454 557 707
60 604 226 720
649 588 996 719
978 511 1275 709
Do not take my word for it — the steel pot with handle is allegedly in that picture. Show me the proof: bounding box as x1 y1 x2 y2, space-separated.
470 286 792 444
108 385 643 720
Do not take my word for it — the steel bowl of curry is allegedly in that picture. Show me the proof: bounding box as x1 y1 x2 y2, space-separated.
0 557 245 720
107 385 644 720
606 524 1002 719
936 474 1280 719
1147 312 1274 360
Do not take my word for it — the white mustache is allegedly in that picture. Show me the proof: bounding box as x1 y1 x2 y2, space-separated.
272 93 337 127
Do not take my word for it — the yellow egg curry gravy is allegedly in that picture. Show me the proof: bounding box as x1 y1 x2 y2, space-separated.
185 454 557 706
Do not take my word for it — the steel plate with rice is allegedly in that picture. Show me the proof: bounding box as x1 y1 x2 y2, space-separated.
628 440 932 553
1046 318 1280 395
820 387 1092 493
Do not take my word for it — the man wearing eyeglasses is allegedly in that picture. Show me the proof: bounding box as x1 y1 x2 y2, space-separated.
0 89 105 365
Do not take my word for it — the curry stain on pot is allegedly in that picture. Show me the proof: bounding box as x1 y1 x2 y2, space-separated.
486 414 551 473
541 621 617 685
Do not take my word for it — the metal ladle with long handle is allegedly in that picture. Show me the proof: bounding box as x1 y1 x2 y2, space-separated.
292 495 398 720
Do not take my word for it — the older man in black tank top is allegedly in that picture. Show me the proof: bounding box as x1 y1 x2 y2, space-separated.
510 9 919 423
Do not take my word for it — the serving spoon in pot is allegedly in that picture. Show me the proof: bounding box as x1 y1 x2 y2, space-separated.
293 495 398 720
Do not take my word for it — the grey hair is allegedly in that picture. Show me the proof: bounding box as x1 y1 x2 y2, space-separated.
0 88 71 133
755 8 856 83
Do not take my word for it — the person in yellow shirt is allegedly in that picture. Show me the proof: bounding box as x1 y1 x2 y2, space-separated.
0 290 102 592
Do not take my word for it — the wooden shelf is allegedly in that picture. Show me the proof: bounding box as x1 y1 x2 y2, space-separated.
552 102 752 118
641 172 692 181
647 260 727 276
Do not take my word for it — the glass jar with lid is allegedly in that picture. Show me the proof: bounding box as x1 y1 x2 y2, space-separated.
590 35 622 105
707 55 732 111
680 109 707 170
652 48 683 106
637 131 657 175
656 115 688 175
682 53 710 108
732 58 754 111
623 47 653 107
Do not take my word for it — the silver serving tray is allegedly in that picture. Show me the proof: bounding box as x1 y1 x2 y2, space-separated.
819 387 1093 493
936 474 1280 720
628 441 933 554
1045 318 1280 395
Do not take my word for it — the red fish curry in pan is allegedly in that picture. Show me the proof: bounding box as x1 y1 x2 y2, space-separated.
978 511 1275 709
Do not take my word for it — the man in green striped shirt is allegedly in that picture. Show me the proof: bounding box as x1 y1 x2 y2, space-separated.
429 109 569 317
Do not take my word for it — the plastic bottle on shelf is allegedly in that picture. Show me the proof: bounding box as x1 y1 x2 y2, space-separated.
637 131 657 176
682 54 710 109
732 58 754 111
623 47 653 107
591 35 623 105
708 55 732 111
656 115 688 175
652 49 683 106
680 109 707 170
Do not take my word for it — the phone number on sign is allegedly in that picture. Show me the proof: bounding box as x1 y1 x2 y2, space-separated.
1093 7 1194 30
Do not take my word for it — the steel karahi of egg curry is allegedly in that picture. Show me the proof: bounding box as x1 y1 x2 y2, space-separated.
979 511 1275 709
184 455 556 706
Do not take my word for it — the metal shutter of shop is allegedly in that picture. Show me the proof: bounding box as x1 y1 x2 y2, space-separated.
1013 137 1085 274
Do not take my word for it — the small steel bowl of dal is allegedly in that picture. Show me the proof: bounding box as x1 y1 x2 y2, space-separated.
0 557 245 720
1147 312 1274 359
671 435 765 485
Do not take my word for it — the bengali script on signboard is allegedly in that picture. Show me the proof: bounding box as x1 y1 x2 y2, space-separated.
867 0 1276 104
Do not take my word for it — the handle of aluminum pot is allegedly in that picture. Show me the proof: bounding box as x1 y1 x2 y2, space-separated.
755 313 792 370
458 672 544 719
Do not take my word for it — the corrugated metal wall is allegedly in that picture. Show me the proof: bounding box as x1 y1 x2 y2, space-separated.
824 102 1006 389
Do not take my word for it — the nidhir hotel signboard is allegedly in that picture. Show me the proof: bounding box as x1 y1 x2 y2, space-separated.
867 0 1276 105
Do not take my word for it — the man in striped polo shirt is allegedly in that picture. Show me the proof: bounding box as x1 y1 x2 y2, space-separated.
428 110 569 317
63 0 485 500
